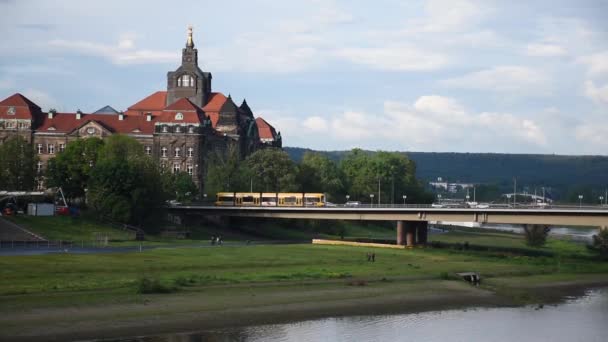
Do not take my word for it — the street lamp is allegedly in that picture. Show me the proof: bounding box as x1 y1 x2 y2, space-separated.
578 194 583 208
203 193 208 203
370 194 374 207
506 194 511 206
402 194 407 206
466 194 470 202
437 194 442 203
345 194 350 204
599 196 604 206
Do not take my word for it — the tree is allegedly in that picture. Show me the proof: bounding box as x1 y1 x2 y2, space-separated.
204 144 247 195
244 148 298 192
592 229 608 258
162 171 198 203
523 224 551 247
0 136 37 191
46 138 104 200
87 135 166 228
297 152 344 200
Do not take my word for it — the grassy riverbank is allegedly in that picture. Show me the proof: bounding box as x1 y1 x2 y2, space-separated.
1 230 608 341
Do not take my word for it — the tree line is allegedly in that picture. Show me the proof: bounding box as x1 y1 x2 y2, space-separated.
206 146 432 204
0 135 431 228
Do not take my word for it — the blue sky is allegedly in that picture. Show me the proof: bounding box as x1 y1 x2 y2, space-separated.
1 0 607 154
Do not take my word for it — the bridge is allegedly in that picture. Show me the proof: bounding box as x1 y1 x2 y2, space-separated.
169 204 608 247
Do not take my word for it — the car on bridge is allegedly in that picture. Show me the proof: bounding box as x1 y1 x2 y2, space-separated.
345 201 361 207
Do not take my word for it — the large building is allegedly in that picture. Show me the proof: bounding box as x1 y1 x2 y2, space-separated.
0 26 281 191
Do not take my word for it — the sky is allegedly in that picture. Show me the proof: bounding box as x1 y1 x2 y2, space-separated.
0 0 607 155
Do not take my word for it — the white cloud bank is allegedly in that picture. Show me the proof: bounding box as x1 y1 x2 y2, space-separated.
440 66 550 94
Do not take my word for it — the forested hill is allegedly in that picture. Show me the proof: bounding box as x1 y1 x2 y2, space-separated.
284 147 608 187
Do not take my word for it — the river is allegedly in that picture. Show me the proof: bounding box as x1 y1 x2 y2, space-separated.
101 287 608 342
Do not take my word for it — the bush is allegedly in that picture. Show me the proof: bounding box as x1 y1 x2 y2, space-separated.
136 276 176 294
523 224 551 247
592 229 608 258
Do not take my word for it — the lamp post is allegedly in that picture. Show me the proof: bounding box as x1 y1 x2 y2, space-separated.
437 194 442 204
370 194 374 207
345 194 350 204
466 194 470 203
402 195 407 206
578 194 583 208
203 193 207 203
506 194 511 206
599 196 604 206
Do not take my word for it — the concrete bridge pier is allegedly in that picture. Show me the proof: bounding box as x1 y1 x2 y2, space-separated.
416 221 428 245
405 221 417 247
396 221 406 246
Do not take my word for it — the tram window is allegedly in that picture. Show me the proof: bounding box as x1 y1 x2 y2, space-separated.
218 196 233 202
242 196 254 202
284 197 297 203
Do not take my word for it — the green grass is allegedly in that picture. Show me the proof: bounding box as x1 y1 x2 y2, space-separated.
8 215 134 242
1 237 607 299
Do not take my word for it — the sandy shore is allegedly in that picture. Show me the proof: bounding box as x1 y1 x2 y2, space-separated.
2 275 608 342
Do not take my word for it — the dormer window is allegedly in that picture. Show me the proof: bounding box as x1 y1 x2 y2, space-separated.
175 112 184 121
177 74 194 87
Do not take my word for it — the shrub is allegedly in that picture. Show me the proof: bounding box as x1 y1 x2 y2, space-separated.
523 224 551 247
136 276 176 294
592 229 608 258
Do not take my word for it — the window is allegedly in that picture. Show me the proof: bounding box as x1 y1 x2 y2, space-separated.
6 121 15 129
145 146 152 155
175 125 181 133
48 144 55 154
37 180 44 190
36 161 43 173
175 113 183 121
161 147 167 157
187 147 194 158
18 122 27 129
37 143 43 154
86 127 96 135
188 126 195 133
173 163 180 174
177 74 194 87
160 163 166 173
174 147 181 157
187 164 193 176
59 143 65 153
162 126 168 133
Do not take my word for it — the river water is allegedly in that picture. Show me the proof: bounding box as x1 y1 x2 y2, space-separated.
105 287 608 342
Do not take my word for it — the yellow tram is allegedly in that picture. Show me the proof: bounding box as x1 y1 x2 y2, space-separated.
215 192 326 207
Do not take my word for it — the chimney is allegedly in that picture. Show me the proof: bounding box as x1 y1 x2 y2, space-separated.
76 109 82 120
146 112 152 122
48 109 56 119
119 111 125 121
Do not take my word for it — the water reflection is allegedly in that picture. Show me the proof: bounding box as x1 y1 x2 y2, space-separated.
104 288 608 342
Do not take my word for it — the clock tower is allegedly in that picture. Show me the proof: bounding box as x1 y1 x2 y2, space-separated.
166 26 212 108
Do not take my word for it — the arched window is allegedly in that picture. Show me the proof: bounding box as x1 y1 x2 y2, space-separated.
161 147 168 157
187 147 194 157
174 147 181 157
175 125 181 133
188 126 195 133
175 112 184 121
162 125 168 133
177 74 194 87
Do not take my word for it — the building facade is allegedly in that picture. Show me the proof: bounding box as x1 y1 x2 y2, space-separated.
0 26 282 192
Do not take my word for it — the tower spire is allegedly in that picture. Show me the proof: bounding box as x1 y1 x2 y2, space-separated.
186 25 194 48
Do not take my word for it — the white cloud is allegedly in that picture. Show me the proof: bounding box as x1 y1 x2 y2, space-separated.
575 123 608 149
47 37 178 65
525 43 567 57
272 95 548 151
22 88 61 111
440 66 550 94
302 116 328 132
578 51 608 76
414 0 488 33
584 80 608 105
333 45 449 71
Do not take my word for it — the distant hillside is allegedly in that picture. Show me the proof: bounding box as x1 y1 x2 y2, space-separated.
284 147 608 189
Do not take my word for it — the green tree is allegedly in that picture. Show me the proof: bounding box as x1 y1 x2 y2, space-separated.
204 144 247 195
162 172 199 203
0 136 37 191
45 138 104 200
87 135 166 228
245 148 298 192
297 152 344 200
523 224 551 247
592 229 608 258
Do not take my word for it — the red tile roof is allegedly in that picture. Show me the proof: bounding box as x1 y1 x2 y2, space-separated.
256 117 277 140
0 93 41 120
36 113 156 135
164 97 200 111
202 92 227 112
0 93 41 109
127 91 167 112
